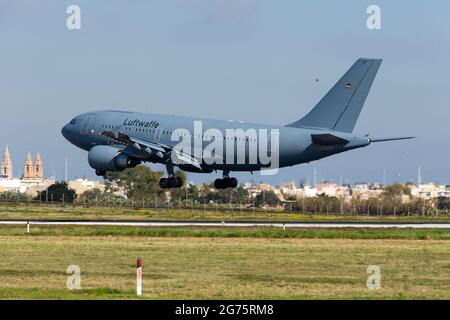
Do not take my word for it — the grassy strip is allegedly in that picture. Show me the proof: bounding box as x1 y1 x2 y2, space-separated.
0 288 132 300
1 236 450 299
0 204 449 223
1 225 450 240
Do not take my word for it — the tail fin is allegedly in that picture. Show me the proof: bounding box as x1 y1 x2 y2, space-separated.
286 58 382 133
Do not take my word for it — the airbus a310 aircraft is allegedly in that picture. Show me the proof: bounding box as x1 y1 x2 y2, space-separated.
62 58 413 189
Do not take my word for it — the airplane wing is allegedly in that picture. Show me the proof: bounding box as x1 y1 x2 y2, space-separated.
100 129 202 169
128 136 167 157
101 130 167 158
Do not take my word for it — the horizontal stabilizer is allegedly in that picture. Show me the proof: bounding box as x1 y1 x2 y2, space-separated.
311 133 349 146
370 136 415 143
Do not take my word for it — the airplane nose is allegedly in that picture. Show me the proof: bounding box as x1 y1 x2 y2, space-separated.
61 124 70 139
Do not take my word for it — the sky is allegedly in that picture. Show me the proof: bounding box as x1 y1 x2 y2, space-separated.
0 0 449 186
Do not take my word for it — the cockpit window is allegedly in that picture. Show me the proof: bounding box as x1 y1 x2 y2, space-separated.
70 119 76 125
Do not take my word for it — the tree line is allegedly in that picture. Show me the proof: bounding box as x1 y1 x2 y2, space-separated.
0 166 448 215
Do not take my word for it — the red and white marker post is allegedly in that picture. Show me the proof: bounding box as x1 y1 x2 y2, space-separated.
136 257 142 296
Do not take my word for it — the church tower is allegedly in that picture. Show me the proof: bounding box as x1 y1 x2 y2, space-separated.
23 152 35 180
34 152 44 180
1 145 12 179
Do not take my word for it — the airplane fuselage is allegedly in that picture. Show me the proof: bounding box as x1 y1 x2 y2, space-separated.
62 110 371 173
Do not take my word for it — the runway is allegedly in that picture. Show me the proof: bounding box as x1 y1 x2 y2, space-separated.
0 219 450 229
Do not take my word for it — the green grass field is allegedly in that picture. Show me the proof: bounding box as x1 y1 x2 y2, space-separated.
1 224 450 299
1 204 450 299
0 203 449 223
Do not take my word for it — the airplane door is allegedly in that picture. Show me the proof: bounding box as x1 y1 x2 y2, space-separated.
154 127 162 142
80 116 96 135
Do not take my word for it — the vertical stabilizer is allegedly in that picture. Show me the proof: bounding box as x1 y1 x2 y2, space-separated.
286 58 382 133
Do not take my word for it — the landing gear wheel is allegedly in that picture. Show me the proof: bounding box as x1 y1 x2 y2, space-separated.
168 177 182 188
227 177 238 188
95 169 106 177
159 178 168 189
159 164 183 189
159 176 182 189
214 177 238 189
214 178 224 189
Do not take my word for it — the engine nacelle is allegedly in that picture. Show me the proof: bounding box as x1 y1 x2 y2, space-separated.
88 145 141 172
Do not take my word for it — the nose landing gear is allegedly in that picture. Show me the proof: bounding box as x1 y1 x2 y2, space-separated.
214 171 238 189
95 169 106 177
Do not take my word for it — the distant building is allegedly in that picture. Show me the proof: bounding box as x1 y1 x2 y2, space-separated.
349 183 383 200
279 182 298 196
0 179 26 193
1 145 12 179
35 153 44 179
244 183 274 198
298 185 318 198
22 152 44 181
411 183 450 199
0 177 54 195
316 183 338 197
68 178 105 195
0 145 49 195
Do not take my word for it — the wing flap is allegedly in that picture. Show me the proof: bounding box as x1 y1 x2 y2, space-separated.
101 130 203 170
100 130 168 155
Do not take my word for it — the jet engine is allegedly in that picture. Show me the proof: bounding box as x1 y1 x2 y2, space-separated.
88 145 141 174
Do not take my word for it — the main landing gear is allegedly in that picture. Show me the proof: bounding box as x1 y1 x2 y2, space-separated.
159 164 183 189
159 176 182 189
214 171 238 189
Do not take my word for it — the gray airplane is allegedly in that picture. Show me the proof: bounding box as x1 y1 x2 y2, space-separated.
62 58 413 189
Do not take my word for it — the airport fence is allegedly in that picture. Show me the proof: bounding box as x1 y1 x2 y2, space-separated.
0 192 448 217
